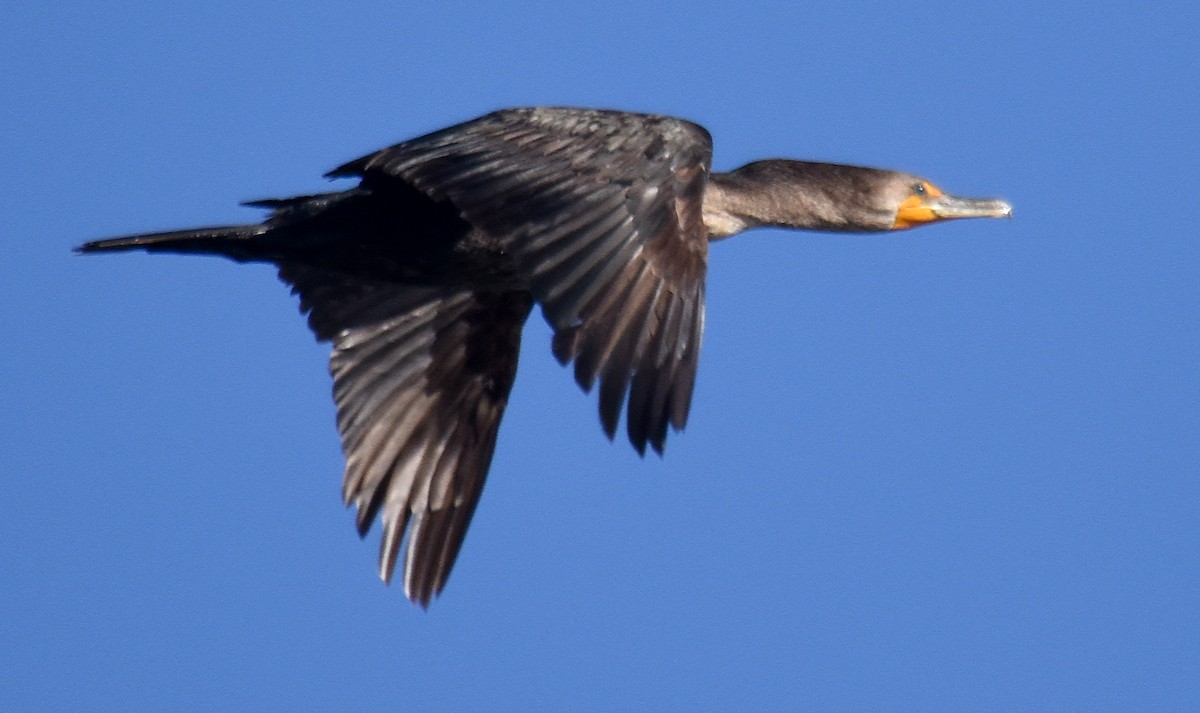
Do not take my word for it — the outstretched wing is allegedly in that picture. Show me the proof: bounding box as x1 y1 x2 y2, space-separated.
330 107 713 454
280 263 532 606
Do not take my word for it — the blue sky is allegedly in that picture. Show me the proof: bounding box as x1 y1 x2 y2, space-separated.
3 2 1197 710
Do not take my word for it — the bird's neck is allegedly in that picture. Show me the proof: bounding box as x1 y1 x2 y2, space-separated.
703 160 893 239
701 170 774 239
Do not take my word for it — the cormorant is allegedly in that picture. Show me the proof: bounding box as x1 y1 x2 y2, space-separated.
79 107 1012 606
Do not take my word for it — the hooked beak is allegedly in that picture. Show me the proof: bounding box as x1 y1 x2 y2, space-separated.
893 193 1012 229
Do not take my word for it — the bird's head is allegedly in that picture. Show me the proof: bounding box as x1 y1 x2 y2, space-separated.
885 174 1013 230
783 163 1013 231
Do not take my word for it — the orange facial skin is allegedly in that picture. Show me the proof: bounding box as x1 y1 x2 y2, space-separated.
893 182 944 230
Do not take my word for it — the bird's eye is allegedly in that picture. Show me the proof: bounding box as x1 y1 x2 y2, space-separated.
912 183 927 195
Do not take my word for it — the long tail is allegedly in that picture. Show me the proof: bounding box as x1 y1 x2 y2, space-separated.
76 224 271 262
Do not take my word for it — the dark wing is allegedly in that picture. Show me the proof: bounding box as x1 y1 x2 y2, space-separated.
280 264 532 606
329 107 713 454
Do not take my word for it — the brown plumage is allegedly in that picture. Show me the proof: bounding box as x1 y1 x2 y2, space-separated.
78 107 1011 606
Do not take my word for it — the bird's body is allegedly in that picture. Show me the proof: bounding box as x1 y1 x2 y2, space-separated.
80 107 1011 606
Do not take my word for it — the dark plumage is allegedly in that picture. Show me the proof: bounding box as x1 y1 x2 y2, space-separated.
79 107 1011 606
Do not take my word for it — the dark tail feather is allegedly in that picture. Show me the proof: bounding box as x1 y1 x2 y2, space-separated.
76 224 270 263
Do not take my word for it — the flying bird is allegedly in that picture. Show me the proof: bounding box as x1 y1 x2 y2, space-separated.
79 107 1012 606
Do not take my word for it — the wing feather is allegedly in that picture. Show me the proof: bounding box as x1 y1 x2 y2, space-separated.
279 264 532 606
334 107 712 452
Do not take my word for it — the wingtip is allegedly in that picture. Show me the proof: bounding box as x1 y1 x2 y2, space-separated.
379 545 398 585
552 327 580 366
403 578 439 609
601 416 619 443
408 583 436 604
324 156 370 180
